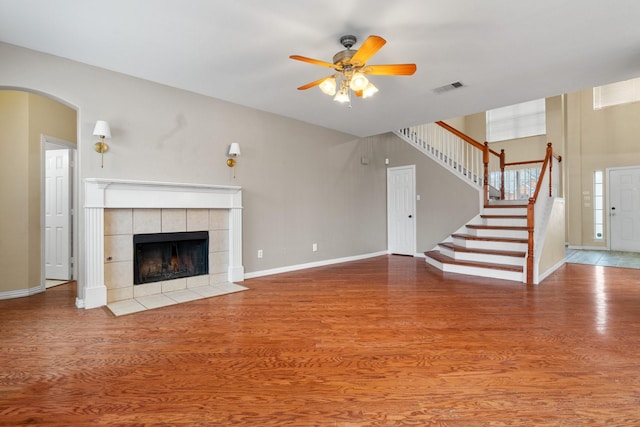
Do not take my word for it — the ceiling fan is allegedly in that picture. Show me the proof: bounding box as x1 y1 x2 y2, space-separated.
290 35 417 104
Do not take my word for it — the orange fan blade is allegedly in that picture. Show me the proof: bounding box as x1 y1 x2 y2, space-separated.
363 64 417 76
289 55 336 68
297 75 334 90
350 35 386 66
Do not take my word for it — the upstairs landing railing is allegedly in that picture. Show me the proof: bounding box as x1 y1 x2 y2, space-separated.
394 121 562 284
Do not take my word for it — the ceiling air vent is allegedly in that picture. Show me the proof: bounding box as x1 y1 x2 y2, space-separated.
433 81 464 94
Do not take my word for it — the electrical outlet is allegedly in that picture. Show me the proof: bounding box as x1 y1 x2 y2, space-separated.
312 243 318 252
257 249 263 258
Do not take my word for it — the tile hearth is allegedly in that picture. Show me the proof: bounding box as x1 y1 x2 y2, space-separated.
106 281 248 316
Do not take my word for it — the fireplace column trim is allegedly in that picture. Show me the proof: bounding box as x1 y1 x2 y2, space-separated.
229 205 243 282
83 204 107 309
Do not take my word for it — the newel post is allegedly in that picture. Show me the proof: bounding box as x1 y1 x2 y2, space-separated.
500 149 506 200
483 142 490 205
547 142 553 197
526 198 535 285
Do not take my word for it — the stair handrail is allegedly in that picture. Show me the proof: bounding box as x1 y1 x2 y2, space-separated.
435 121 487 151
435 121 503 204
526 142 562 284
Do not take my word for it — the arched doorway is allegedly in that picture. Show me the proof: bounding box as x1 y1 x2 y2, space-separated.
0 89 78 299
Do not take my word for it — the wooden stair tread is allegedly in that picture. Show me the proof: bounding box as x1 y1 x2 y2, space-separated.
425 251 524 272
481 215 527 219
484 204 527 209
439 242 526 257
467 224 527 231
452 233 527 244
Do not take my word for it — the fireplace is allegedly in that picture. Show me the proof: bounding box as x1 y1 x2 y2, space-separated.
134 231 209 285
82 179 244 309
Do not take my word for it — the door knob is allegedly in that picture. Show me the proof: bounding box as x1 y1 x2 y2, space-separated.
408 215 412 218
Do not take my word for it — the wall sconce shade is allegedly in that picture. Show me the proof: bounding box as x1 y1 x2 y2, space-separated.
228 142 241 157
92 120 111 168
227 142 241 178
93 120 111 139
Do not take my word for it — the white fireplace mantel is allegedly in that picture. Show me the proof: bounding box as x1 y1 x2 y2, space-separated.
80 179 244 309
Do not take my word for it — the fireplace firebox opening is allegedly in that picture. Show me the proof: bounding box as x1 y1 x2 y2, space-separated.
133 231 209 285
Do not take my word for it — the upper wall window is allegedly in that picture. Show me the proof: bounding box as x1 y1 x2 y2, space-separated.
593 76 640 110
486 99 546 143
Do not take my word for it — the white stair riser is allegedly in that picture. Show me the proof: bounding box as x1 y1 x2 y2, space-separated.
452 237 527 252
466 228 528 239
425 254 524 282
424 256 443 271
439 247 524 266
482 218 527 227
483 208 527 216
427 259 524 282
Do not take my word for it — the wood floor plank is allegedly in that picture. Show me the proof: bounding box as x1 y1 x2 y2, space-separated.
1 255 640 425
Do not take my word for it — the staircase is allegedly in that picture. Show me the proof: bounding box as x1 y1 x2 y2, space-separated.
394 121 562 285
424 203 528 282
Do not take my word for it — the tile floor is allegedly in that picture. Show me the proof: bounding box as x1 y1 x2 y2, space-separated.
565 249 640 269
106 281 248 317
46 279 70 289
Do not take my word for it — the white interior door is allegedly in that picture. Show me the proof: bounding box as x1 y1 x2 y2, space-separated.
387 165 416 255
609 166 640 252
45 149 71 280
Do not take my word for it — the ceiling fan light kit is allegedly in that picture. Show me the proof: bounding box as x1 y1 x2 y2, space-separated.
319 76 337 95
290 35 416 106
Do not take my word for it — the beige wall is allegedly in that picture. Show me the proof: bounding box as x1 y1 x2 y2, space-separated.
379 133 480 251
458 97 564 164
0 91 76 293
6 38 636 299
539 198 566 278
0 91 29 292
566 88 640 248
0 42 387 301
450 89 640 251
0 42 485 300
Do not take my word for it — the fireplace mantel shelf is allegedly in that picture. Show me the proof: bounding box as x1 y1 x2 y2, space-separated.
81 179 244 309
85 178 241 192
84 179 242 210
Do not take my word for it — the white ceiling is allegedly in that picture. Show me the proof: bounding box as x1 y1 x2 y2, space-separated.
2 0 640 137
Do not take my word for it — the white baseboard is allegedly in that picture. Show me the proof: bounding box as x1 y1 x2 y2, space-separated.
244 251 390 279
566 245 608 251
0 284 45 300
538 259 567 283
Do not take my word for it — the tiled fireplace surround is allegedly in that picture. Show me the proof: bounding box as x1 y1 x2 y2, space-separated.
81 179 243 309
104 207 229 303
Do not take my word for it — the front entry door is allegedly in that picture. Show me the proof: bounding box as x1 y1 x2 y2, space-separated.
45 149 71 280
387 165 416 256
609 166 640 252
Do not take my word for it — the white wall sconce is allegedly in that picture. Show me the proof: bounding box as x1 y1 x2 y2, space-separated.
226 142 241 178
92 120 111 168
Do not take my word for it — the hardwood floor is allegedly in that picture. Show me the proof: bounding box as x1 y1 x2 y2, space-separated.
1 255 639 426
